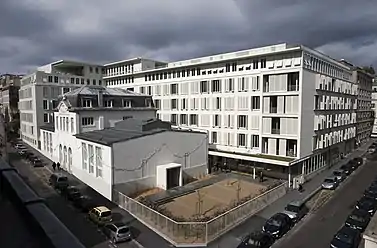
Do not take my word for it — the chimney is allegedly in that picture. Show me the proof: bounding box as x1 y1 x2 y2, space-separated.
98 90 103 107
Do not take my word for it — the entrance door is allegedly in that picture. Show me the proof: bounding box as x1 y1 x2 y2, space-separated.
166 167 180 189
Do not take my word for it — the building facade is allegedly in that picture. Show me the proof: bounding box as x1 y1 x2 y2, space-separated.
19 60 104 149
371 78 377 138
39 85 208 200
105 43 357 181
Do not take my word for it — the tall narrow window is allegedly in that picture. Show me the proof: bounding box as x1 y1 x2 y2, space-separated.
82 143 87 170
95 146 103 178
88 145 94 173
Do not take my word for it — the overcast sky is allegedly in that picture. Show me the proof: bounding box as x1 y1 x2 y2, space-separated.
1 0 376 74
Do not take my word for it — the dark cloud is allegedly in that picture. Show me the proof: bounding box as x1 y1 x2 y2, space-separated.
1 0 377 74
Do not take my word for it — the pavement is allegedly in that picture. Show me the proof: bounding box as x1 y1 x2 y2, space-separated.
8 144 171 248
13 140 373 248
273 150 377 247
0 194 43 248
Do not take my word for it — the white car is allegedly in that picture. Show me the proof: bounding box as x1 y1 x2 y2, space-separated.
322 176 339 190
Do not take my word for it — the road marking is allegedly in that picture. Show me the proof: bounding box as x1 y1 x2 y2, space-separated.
131 239 145 248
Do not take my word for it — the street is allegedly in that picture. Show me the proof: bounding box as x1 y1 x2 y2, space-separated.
273 155 377 248
7 146 170 248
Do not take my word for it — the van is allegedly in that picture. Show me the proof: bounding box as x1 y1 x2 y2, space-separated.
49 173 69 190
282 200 308 222
89 206 113 225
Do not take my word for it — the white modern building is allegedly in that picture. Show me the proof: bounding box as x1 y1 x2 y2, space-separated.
19 60 104 149
104 43 358 182
39 85 208 200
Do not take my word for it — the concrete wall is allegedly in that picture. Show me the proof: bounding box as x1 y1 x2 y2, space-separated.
112 130 208 185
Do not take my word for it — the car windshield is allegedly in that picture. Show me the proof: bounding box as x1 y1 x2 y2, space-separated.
101 211 111 217
324 179 334 183
267 219 281 227
59 177 68 182
349 215 364 222
285 204 300 212
118 227 130 234
333 171 341 176
335 232 353 245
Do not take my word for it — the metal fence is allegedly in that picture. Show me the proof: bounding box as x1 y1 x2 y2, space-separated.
114 182 288 246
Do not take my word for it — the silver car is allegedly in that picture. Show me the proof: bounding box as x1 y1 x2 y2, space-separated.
282 200 308 223
322 176 339 190
103 222 132 243
332 170 346 182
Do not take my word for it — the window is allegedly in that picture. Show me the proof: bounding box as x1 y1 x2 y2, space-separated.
123 116 132 120
104 100 113 107
81 117 94 126
214 97 221 110
213 115 220 127
251 96 260 110
88 145 94 173
181 99 187 110
95 146 103 178
70 78 75 84
200 81 209 93
171 114 177 125
123 100 132 108
82 143 87 170
48 76 53 82
180 114 188 125
170 84 178 94
212 132 218 144
43 87 49 97
251 135 259 148
253 59 259 69
261 58 267 68
43 100 48 110
189 114 198 125
71 118 74 133
238 115 247 128
211 80 221 92
171 99 178 109
225 63 231 72
154 99 161 109
238 134 246 147
82 99 92 108
81 78 85 84
226 78 235 92
54 76 58 83
43 113 49 123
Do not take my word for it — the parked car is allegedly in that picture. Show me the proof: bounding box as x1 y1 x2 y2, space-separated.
262 213 292 239
282 201 308 223
355 196 377 215
347 160 358 171
321 176 339 190
49 173 69 190
88 206 112 225
333 170 347 182
339 164 352 175
32 158 43 167
237 231 274 248
364 186 377 200
368 145 376 153
18 149 27 156
61 186 82 201
15 144 26 150
103 222 132 244
352 157 363 167
73 195 96 212
330 225 361 248
345 209 370 232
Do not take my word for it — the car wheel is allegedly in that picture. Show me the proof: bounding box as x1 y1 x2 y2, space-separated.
112 237 117 244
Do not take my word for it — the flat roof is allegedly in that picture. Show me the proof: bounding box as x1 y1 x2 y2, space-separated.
51 60 103 68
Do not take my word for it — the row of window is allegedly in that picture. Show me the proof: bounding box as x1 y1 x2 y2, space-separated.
82 143 103 178
56 116 75 133
211 132 260 148
47 75 102 86
81 99 132 108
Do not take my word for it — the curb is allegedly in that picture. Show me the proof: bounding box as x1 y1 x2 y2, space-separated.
302 186 322 203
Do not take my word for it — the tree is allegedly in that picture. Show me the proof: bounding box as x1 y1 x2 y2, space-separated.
362 66 375 75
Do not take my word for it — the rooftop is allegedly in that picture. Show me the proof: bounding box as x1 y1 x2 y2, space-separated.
64 85 143 97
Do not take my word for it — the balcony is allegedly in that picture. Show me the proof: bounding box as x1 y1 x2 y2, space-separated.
272 128 280 134
270 107 277 113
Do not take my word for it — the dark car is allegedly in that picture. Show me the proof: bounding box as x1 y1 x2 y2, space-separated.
347 160 358 171
237 231 274 248
355 196 377 215
339 164 352 175
73 195 96 212
32 158 43 167
364 186 377 200
352 157 363 167
345 209 371 232
262 213 292 239
61 186 81 201
330 225 361 248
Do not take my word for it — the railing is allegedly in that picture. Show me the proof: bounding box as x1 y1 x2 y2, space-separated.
113 182 288 246
270 107 277 113
272 128 280 134
288 85 299 91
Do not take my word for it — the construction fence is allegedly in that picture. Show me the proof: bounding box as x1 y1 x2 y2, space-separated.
113 181 288 246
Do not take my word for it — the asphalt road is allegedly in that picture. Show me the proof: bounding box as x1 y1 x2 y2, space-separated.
273 155 377 248
8 147 165 248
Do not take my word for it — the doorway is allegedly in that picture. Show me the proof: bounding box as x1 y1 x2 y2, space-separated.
166 167 180 189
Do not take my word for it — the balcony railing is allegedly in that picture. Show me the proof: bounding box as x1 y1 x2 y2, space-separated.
270 107 277 113
287 150 297 157
288 85 299 91
272 128 280 134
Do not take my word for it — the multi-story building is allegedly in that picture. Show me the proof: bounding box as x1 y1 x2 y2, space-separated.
0 74 22 87
104 43 357 182
39 85 208 200
19 60 104 149
340 60 374 145
371 78 377 138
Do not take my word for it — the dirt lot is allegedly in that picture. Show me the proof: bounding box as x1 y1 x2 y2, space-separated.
162 178 267 220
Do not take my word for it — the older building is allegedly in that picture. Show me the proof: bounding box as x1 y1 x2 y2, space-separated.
39 85 208 200
0 74 22 123
371 78 377 138
19 60 104 149
105 43 357 184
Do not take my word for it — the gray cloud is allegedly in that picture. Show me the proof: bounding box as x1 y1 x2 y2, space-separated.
1 0 377 74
